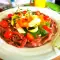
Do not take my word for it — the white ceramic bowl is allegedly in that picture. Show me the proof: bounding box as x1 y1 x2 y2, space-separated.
0 7 60 60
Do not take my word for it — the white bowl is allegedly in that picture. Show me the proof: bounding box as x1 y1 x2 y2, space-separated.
0 7 60 60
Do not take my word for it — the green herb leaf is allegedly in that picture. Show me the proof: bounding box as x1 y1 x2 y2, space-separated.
45 21 50 27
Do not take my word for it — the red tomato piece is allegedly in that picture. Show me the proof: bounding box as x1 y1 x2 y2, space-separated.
44 15 50 21
0 20 8 28
4 31 13 39
8 14 13 18
26 33 34 41
23 10 27 14
43 25 52 33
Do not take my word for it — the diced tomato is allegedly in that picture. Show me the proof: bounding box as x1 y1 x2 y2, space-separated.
43 25 52 33
8 14 13 18
4 31 13 39
0 20 8 28
23 10 27 14
44 15 50 21
26 33 34 41
35 11 40 16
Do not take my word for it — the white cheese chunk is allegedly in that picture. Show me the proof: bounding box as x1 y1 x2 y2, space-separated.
29 18 41 27
17 27 26 33
29 27 38 33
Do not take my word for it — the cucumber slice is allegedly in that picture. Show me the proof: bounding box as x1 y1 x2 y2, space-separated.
28 27 38 33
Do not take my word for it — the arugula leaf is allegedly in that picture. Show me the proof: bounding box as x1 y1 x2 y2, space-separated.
40 28 48 36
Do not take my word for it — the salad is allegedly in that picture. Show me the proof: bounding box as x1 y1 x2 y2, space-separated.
0 9 57 48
